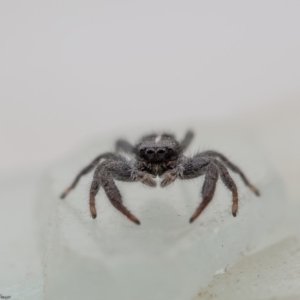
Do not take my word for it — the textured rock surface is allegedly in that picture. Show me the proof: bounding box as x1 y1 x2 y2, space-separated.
194 237 300 300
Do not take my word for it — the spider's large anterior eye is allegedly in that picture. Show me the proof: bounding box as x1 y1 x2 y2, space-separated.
157 148 166 155
145 149 155 155
144 148 155 160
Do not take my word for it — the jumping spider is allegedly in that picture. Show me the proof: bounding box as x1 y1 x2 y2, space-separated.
61 130 260 225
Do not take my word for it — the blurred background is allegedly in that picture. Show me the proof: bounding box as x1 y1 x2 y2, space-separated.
1 0 299 175
0 1 300 299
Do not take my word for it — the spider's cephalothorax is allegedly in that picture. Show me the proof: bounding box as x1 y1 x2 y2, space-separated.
61 130 260 225
136 134 181 176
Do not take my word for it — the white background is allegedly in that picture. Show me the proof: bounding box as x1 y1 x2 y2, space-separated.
1 0 300 175
0 2 300 299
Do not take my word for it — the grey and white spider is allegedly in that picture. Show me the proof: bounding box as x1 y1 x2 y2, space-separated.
60 130 260 225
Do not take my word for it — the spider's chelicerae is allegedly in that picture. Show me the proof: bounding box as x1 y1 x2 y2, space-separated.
61 130 260 225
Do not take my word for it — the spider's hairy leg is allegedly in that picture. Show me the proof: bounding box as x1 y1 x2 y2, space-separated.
115 139 135 154
189 163 219 223
100 174 141 225
89 179 100 219
199 151 260 196
180 130 194 152
179 156 219 222
214 160 238 217
91 158 155 225
60 152 117 199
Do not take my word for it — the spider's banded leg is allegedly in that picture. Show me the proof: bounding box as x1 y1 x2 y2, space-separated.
180 130 194 152
100 173 140 225
214 160 238 217
91 159 147 225
189 163 219 223
115 139 135 154
178 156 217 222
89 179 100 218
60 152 117 199
199 151 260 196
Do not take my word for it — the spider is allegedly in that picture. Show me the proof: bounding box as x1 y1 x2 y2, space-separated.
60 130 260 225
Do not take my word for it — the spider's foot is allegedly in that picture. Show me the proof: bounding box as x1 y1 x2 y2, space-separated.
232 194 238 217
90 206 97 219
189 210 202 223
189 216 196 223
60 187 71 199
127 214 141 225
250 184 260 196
232 203 238 217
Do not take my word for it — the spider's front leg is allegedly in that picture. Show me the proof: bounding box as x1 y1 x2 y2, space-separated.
178 156 220 223
180 155 241 223
199 151 260 196
60 152 117 199
214 160 238 216
90 158 156 225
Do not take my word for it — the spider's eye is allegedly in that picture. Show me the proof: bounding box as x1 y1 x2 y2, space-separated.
157 148 166 155
143 148 155 160
145 149 155 155
139 148 145 153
